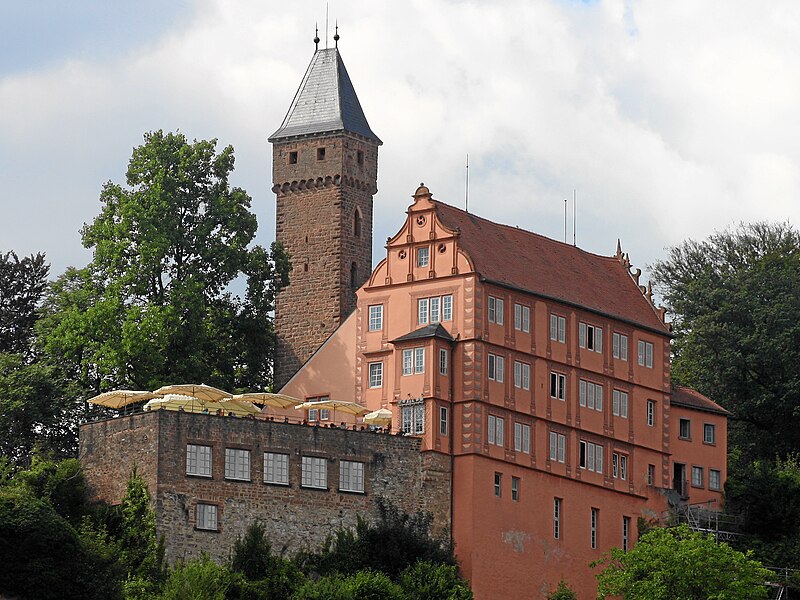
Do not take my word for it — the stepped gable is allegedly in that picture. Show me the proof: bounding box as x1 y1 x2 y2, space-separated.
671 385 730 415
434 201 670 334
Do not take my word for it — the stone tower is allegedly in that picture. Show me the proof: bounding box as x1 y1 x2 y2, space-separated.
270 42 381 389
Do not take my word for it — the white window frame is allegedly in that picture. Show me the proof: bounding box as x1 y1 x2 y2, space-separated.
549 432 566 463
579 322 603 353
429 296 440 323
414 347 425 374
417 246 429 268
368 362 383 388
186 444 212 478
514 361 530 390
440 406 448 435
704 423 716 445
488 414 505 447
301 456 327 489
550 314 566 343
402 404 425 435
224 448 250 481
418 298 429 325
580 441 604 473
591 507 599 549
511 476 520 501
488 296 504 325
418 294 453 324
439 348 448 375
692 466 704 488
494 472 502 497
638 340 654 368
514 303 530 333
579 380 603 412
612 389 629 418
709 469 721 491
402 349 413 376
620 454 627 480
647 400 655 426
264 452 289 485
339 460 365 493
550 372 566 400
613 333 628 360
679 418 691 440
623 516 631 552
442 295 453 321
196 503 218 531
514 422 531 454
488 353 505 383
554 498 562 539
368 305 383 331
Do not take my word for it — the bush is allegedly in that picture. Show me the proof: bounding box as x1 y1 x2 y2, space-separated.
398 561 473 600
292 570 404 600
160 555 232 600
546 580 576 600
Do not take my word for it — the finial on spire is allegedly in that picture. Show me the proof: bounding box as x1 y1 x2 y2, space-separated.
314 24 320 51
334 21 339 47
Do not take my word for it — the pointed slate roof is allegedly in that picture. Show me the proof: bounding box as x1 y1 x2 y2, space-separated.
269 48 382 144
391 323 455 344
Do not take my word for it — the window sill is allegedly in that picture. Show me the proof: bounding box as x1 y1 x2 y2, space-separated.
338 488 366 495
264 481 290 487
186 473 213 479
195 527 220 533
300 485 329 491
225 477 251 483
703 441 716 447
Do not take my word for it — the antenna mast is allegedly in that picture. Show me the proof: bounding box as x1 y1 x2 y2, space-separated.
573 189 576 246
564 198 567 243
325 2 329 49
465 154 469 212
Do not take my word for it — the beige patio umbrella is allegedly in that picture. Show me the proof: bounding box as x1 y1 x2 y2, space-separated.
363 408 393 426
296 399 369 422
153 383 231 403
231 392 301 409
145 394 260 416
87 390 161 409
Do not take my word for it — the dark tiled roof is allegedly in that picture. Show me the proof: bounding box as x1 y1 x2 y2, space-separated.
434 202 670 334
671 386 730 416
269 48 381 144
391 323 455 344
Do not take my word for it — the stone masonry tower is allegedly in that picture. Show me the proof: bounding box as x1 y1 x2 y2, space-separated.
270 40 381 389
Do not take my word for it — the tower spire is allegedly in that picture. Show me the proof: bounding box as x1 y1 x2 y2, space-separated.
314 24 320 51
334 21 339 48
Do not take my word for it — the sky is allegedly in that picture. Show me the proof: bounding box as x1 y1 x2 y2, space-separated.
2 0 799 296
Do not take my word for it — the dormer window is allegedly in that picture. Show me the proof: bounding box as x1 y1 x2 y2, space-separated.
317 147 326 161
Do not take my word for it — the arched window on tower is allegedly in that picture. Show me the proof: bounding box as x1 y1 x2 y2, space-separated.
350 262 358 289
354 209 362 238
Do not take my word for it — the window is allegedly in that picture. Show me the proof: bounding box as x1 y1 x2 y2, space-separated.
612 452 618 478
417 247 429 268
647 400 656 426
579 441 604 473
301 456 327 489
549 432 566 463
612 390 629 418
709 469 721 491
679 418 691 439
418 294 453 324
402 349 413 375
613 332 628 360
357 149 364 164
637 340 654 368
494 472 502 497
308 407 330 422
623 516 631 552
196 503 218 531
591 508 599 549
316 147 326 160
550 314 566 343
514 303 530 332
579 322 603 353
264 452 289 485
579 379 603 411
350 262 357 289
550 372 566 400
368 362 383 388
704 423 716 445
648 464 656 486
225 448 250 481
288 151 298 164
339 460 365 493
511 477 520 501
514 423 531 454
186 444 212 477
402 404 425 434
514 361 530 390
554 498 562 539
692 466 704 488
488 354 505 383
488 296 504 325
620 455 627 480
439 406 448 435
439 349 448 375
368 305 383 331
414 348 424 373
354 209 362 237
488 415 505 447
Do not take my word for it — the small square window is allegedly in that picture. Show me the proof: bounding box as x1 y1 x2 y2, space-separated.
289 151 298 164
317 147 326 160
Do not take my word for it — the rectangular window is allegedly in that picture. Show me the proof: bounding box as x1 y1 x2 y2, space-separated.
414 347 425 374
368 305 383 331
186 444 212 477
709 469 721 491
514 304 530 332
550 314 566 343
704 423 716 445
554 498 562 539
224 448 250 481
317 147 326 160
308 405 330 421
488 296 504 325
488 354 505 383
440 406 448 435
417 246 429 268
288 151 298 164
620 455 627 480
514 361 530 390
196 503 218 531
511 477 520 501
549 432 566 463
368 362 383 388
623 516 631 552
301 456 327 489
612 390 629 418
339 460 365 493
647 400 655 426
579 380 603 412
612 452 618 478
579 322 603 353
591 508 599 549
402 349 413 376
550 372 566 400
488 415 504 447
580 441 603 473
418 298 429 325
430 296 440 323
442 295 453 321
264 452 289 485
638 340 654 368
648 464 656 486
494 472 502 497
692 466 704 488
439 349 448 375
679 418 691 439
514 422 531 454
418 294 452 324
613 333 628 360
402 404 425 435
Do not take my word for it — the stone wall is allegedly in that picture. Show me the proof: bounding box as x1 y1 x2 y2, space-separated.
80 410 451 564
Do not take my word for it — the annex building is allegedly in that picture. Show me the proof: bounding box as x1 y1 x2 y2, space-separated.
80 38 730 600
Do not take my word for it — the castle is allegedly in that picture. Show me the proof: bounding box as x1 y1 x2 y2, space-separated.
80 38 729 600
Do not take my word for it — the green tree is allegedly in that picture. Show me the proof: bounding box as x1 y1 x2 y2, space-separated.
37 130 289 397
651 222 800 458
398 561 473 600
292 570 404 600
546 580 577 600
159 555 231 600
0 250 49 356
593 524 771 600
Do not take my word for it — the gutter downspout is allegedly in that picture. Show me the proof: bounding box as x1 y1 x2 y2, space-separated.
448 336 457 549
